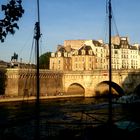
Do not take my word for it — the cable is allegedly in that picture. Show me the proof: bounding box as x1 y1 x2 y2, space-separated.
29 35 35 64
102 0 120 43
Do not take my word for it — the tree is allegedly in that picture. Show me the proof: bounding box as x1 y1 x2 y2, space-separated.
39 52 51 69
0 0 24 42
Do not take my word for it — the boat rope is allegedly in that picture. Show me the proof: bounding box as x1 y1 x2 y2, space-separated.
103 0 120 43
22 34 35 102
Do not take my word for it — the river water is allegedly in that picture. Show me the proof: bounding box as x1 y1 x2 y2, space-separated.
0 97 140 140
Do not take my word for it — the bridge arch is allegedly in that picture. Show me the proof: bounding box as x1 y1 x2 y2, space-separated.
66 83 85 96
94 81 125 97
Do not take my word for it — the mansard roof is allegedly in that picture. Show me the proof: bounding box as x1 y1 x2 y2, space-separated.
78 45 94 55
120 39 129 45
113 44 120 49
80 45 92 50
57 45 66 53
92 40 102 46
130 45 138 50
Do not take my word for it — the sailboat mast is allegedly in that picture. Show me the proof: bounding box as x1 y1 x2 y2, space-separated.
108 0 112 125
34 0 41 139
35 0 41 105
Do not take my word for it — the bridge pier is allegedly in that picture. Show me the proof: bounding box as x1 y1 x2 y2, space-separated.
84 88 96 97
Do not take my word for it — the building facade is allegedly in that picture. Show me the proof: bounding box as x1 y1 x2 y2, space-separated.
50 36 140 71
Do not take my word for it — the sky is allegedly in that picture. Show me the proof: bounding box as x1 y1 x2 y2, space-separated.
0 0 140 63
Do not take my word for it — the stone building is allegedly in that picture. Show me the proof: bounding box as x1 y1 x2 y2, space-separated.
71 45 96 71
50 45 72 71
50 36 140 71
111 36 140 69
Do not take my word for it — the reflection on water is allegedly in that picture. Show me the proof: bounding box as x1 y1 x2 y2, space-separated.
0 97 139 139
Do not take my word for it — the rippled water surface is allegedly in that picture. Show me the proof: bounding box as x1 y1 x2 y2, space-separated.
0 97 139 139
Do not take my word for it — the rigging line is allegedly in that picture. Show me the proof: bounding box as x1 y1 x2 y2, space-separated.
106 0 108 14
111 10 119 36
98 3 108 43
103 0 111 43
29 35 35 64
18 0 38 60
22 27 36 100
104 1 120 44
109 1 119 37
23 35 34 100
102 11 109 43
103 14 108 43
18 30 34 58
22 35 35 102
39 35 43 56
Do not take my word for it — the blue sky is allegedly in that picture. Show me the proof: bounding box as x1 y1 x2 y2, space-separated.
0 0 140 62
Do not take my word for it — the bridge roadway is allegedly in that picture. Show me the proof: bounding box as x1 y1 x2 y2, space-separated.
2 68 140 97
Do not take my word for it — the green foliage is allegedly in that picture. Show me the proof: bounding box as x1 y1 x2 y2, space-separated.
39 52 51 69
0 0 24 42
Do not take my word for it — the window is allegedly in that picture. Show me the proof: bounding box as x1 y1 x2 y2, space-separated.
57 52 61 57
89 57 92 61
115 50 118 54
89 50 92 55
58 59 60 64
96 48 98 52
82 50 85 55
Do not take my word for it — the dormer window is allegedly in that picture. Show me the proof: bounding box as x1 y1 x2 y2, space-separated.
81 50 85 55
74 50 78 55
57 52 62 57
89 50 93 55
64 52 67 57
51 52 55 57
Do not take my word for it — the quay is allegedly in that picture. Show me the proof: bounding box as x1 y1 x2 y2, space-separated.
0 95 83 103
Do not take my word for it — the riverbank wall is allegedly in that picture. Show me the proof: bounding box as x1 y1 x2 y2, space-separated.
0 68 64 97
1 68 140 98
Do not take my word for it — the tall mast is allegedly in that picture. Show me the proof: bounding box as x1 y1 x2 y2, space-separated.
34 0 41 107
108 0 112 126
34 0 41 139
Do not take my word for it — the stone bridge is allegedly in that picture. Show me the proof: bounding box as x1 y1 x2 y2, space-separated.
0 68 140 97
62 70 140 97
